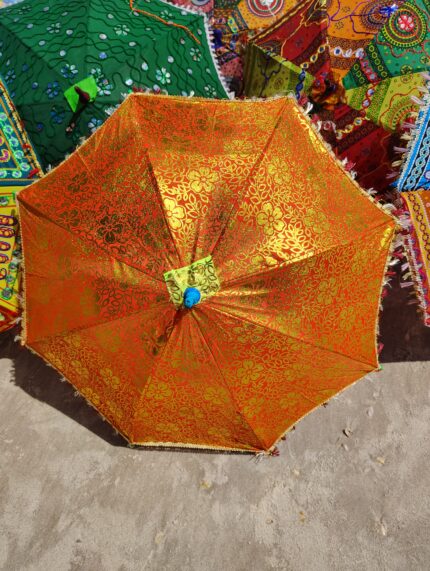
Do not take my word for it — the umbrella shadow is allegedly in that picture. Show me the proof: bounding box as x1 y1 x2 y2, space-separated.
2 329 247 454
1 329 126 447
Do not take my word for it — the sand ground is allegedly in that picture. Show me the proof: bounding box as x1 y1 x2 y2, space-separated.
1 278 430 571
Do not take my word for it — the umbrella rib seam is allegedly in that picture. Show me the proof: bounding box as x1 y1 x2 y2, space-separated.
144 152 184 267
130 310 182 434
221 220 396 288
205 302 378 370
26 302 173 346
209 101 289 259
18 199 164 284
191 312 267 450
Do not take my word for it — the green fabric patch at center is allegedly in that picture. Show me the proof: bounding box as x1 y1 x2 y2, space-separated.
164 255 220 308
63 76 98 112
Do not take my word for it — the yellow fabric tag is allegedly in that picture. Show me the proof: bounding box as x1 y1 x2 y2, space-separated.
164 255 220 308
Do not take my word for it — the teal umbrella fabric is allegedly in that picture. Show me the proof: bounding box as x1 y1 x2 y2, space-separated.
0 0 230 166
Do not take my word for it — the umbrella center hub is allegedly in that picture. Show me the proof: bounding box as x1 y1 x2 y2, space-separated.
183 287 201 309
163 255 220 309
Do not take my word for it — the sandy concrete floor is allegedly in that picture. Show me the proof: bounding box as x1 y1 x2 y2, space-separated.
1 313 430 571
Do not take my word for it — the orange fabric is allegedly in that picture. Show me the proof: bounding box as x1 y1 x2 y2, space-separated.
18 94 396 452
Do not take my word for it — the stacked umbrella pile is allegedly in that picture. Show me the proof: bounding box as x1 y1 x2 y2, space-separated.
0 0 427 454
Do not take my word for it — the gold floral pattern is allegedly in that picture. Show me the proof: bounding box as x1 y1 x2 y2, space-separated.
256 203 286 236
163 197 185 230
188 168 219 193
100 368 120 390
237 360 264 384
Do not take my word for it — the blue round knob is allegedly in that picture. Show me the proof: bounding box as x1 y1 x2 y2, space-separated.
183 287 201 309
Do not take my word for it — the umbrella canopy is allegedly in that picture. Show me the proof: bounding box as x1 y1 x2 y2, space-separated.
243 0 421 191
342 0 430 128
327 0 407 80
0 0 230 167
401 190 430 327
213 0 296 38
18 94 396 452
395 88 430 326
0 75 41 333
210 0 298 88
245 0 424 130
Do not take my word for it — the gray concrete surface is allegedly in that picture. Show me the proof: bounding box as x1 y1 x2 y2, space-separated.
1 320 430 571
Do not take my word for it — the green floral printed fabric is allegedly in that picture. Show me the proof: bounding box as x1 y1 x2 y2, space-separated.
0 0 229 166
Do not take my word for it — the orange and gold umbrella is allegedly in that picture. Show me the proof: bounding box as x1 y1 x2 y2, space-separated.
18 94 396 453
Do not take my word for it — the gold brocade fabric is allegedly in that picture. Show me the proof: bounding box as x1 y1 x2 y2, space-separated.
18 94 396 452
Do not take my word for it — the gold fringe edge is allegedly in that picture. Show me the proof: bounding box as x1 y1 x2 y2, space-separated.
403 227 429 321
16 337 261 453
265 223 400 455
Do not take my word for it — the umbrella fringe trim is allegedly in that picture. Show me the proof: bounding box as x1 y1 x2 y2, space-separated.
390 74 430 188
397 199 430 325
266 225 401 456
286 93 400 226
126 441 257 453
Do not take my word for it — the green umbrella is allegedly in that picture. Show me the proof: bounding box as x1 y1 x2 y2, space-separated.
0 0 230 166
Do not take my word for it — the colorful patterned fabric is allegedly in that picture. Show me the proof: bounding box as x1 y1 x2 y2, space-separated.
344 0 430 89
245 0 407 93
243 2 399 190
0 0 230 168
244 0 326 98
327 0 407 80
344 72 424 131
0 76 41 333
18 94 396 452
245 0 423 131
211 0 298 85
397 91 430 191
402 190 430 326
244 0 329 94
244 44 314 97
342 0 430 128
395 92 430 326
332 103 398 191
214 0 297 36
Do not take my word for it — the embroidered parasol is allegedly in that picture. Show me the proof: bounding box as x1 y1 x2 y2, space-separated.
0 76 41 333
18 94 396 452
243 0 426 191
343 0 430 129
401 190 430 326
394 84 430 326
0 0 230 168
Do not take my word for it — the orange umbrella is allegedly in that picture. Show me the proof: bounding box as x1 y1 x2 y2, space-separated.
18 94 396 453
